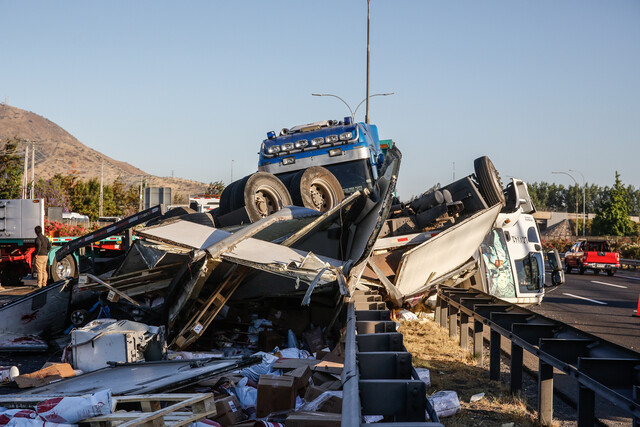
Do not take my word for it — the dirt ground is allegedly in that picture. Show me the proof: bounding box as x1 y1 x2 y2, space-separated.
399 316 583 427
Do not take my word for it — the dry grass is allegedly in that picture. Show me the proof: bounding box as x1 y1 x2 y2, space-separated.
399 318 547 426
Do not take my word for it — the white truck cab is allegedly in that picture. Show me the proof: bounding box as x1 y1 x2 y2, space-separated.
477 178 561 305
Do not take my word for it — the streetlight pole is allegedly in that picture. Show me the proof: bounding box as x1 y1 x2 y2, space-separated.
552 171 580 236
365 0 371 123
311 92 394 122
570 169 586 236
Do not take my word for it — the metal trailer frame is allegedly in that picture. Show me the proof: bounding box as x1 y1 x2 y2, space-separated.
436 287 640 426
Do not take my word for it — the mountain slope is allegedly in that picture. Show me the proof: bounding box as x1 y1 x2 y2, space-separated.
0 104 207 197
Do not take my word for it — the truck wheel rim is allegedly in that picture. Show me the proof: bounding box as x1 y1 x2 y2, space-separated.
309 180 336 212
254 186 280 217
56 258 72 278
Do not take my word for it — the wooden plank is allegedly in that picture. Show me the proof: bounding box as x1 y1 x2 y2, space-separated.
85 274 140 306
272 358 343 375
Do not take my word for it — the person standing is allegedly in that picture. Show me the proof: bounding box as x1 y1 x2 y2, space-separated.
34 225 51 288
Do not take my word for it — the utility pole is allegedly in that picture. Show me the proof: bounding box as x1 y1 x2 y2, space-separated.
99 160 104 217
365 0 371 124
22 145 29 199
139 176 144 211
30 141 35 199
570 169 586 236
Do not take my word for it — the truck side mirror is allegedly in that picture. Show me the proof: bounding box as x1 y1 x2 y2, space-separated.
550 270 565 287
547 249 565 287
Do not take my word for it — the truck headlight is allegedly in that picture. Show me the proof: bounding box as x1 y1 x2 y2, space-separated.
281 142 294 152
310 137 324 146
282 156 295 165
294 139 308 149
339 131 353 141
325 135 339 144
329 148 342 157
267 145 281 154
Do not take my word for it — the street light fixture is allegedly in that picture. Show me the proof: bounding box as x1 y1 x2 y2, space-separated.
552 171 580 236
569 169 586 237
311 92 394 122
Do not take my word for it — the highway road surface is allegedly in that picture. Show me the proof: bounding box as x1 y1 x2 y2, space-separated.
532 268 640 351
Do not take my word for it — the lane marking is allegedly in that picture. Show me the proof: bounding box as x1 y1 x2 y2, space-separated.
562 293 607 305
616 274 640 281
590 280 627 289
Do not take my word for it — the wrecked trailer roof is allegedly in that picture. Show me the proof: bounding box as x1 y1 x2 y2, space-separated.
18 355 260 396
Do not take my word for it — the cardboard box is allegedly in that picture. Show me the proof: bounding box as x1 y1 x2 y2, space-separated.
258 330 282 352
257 374 296 418
302 327 324 353
285 411 341 427
14 363 76 389
284 365 312 397
214 395 244 426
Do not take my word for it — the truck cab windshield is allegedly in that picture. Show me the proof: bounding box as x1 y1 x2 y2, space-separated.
515 253 543 293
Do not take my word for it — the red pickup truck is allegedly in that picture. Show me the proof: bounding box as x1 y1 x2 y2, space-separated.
564 240 620 276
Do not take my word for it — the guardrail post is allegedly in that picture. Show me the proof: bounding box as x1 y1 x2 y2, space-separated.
538 361 554 425
510 342 523 394
459 312 469 349
473 318 483 364
440 300 448 328
490 329 501 381
578 385 595 427
633 385 640 427
449 306 458 339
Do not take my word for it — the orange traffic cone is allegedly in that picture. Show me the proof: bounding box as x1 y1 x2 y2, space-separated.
633 294 640 317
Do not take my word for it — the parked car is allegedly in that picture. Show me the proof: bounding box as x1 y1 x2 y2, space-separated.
564 239 620 276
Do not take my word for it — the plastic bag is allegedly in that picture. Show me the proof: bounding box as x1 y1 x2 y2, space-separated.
427 390 460 418
229 377 258 410
415 368 431 387
36 389 111 424
298 391 342 412
240 352 281 383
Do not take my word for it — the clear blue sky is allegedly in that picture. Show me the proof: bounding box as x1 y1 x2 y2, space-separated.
3 1 639 199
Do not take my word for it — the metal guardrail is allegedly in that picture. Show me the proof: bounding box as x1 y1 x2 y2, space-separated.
342 291 443 426
621 258 640 269
436 287 640 426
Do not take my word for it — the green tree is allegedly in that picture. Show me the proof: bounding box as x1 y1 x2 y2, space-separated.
0 136 24 199
592 172 633 236
206 180 226 195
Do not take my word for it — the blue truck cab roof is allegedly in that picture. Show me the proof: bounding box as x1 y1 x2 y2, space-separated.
258 119 382 175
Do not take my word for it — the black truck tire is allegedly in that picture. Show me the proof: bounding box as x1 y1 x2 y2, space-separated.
287 167 345 212
239 172 293 222
50 254 78 282
219 180 240 214
474 156 506 207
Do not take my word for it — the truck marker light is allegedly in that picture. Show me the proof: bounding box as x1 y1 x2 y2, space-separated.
282 157 295 165
33 200 40 203
267 131 276 139
310 137 324 146
344 116 353 125
328 148 342 157
294 139 308 149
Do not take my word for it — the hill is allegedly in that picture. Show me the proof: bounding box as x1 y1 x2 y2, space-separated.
0 104 207 199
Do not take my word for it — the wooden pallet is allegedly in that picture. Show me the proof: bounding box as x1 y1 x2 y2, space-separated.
0 393 215 427
170 265 249 350
86 393 216 427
